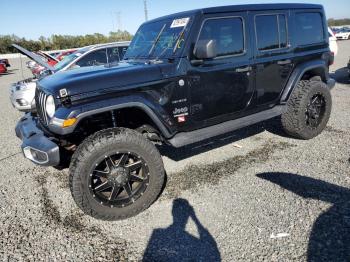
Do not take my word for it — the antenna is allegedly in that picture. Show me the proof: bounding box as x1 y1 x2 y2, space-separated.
144 0 148 21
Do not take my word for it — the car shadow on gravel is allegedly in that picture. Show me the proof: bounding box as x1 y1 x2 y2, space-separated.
257 172 350 262
330 67 350 85
143 198 221 262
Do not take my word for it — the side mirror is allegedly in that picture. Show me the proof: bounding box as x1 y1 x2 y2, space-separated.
194 40 217 60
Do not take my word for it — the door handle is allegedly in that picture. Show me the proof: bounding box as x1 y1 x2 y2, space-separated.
277 59 292 65
235 66 252 73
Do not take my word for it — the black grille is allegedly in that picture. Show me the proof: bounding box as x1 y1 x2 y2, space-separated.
35 88 49 126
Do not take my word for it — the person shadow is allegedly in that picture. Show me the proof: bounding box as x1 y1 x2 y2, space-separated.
257 172 350 262
143 198 221 262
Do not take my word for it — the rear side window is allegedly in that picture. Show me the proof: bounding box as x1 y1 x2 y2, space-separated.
255 14 288 51
197 17 245 57
295 12 324 46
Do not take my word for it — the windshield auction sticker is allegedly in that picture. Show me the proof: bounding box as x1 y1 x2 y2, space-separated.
170 17 190 28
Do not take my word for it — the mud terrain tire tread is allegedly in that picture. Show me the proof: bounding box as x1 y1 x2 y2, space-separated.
281 79 332 140
69 128 164 221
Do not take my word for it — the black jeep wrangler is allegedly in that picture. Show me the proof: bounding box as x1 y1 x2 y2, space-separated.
16 4 335 220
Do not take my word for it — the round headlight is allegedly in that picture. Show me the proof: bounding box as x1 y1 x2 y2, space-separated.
45 95 55 118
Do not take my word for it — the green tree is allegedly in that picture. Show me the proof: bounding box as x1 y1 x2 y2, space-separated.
0 30 133 54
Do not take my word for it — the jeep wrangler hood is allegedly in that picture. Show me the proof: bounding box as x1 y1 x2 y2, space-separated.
12 44 55 71
38 61 167 98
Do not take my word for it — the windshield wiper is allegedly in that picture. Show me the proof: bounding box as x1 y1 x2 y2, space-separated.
148 24 166 57
152 23 188 63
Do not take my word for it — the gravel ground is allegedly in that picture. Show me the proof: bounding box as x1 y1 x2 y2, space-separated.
0 41 349 261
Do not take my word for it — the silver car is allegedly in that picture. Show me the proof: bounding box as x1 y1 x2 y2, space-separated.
10 78 37 111
10 42 130 112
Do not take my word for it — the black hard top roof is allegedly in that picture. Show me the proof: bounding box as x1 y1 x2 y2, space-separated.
148 3 323 23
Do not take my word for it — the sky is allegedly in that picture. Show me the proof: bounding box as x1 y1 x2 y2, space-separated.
1 0 349 40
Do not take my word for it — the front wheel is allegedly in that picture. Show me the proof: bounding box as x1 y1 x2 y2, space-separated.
69 128 165 220
281 79 332 140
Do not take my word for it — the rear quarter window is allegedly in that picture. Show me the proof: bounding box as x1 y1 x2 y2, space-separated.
295 12 325 46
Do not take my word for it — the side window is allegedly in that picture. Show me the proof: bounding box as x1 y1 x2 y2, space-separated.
295 12 324 46
197 17 244 57
75 49 107 67
107 47 121 63
255 14 288 51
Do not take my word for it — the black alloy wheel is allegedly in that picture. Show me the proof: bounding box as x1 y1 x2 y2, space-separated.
69 128 165 220
281 79 332 140
90 152 149 208
305 94 326 129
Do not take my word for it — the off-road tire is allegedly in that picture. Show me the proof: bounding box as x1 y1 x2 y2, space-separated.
281 79 332 139
69 128 165 221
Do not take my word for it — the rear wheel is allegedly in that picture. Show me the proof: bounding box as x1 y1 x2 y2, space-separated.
69 128 165 220
281 79 332 139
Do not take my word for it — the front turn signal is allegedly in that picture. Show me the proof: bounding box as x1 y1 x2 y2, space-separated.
62 118 77 128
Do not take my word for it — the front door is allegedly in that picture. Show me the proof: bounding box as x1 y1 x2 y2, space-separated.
188 13 254 127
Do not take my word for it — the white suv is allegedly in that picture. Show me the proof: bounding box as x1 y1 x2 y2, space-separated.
335 28 350 40
328 27 338 57
10 42 130 112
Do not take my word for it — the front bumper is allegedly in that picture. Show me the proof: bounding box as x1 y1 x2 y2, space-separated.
15 114 60 166
336 35 349 40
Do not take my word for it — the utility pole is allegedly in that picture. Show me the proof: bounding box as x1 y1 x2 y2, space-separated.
144 0 148 21
116 11 122 31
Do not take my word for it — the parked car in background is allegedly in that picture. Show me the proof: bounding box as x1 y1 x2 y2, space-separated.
9 78 37 110
26 60 36 69
37 51 59 66
10 42 130 112
0 62 7 74
0 59 10 67
14 3 334 220
48 51 61 58
328 27 338 57
56 49 77 61
25 51 58 73
30 51 60 77
347 57 350 77
335 28 350 40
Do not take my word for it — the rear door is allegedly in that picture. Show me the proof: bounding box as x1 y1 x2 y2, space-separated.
250 11 294 108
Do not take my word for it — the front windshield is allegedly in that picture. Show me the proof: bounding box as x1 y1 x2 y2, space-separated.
124 17 191 60
53 50 86 71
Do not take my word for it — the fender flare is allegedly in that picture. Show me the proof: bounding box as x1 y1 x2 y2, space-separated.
50 102 173 138
280 59 329 103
